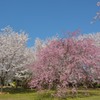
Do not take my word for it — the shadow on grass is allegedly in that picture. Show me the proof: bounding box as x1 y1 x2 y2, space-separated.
34 89 100 100
1 87 100 100
2 87 35 94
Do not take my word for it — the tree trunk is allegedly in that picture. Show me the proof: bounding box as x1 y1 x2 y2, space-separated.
0 78 4 92
0 85 3 92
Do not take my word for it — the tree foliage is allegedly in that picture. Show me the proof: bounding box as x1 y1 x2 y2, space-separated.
92 1 100 23
29 33 100 91
0 27 34 91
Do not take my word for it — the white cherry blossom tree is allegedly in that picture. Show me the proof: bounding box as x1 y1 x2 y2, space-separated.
0 27 34 92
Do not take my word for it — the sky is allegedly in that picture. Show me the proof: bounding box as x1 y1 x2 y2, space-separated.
0 0 100 47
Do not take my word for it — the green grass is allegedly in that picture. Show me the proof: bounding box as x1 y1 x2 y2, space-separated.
0 88 100 100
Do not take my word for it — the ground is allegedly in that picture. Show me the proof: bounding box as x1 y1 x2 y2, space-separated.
0 88 100 100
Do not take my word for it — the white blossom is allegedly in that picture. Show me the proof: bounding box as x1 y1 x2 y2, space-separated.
0 27 34 86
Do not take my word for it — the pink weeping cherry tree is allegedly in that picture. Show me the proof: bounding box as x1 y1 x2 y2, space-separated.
29 35 100 91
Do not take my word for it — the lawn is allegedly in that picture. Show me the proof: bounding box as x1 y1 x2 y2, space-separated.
0 88 100 100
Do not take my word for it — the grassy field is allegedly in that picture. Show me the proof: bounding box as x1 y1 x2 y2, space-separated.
0 88 100 100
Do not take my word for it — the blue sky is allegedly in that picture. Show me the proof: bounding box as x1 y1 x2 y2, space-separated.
0 0 100 47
